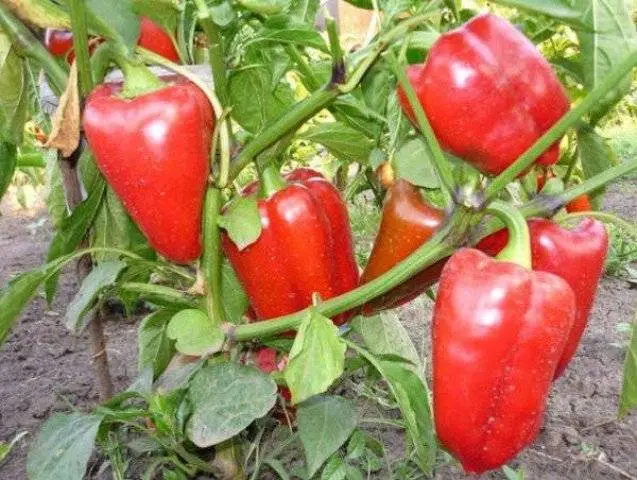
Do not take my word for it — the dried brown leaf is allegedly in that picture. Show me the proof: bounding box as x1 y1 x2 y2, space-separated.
45 62 80 157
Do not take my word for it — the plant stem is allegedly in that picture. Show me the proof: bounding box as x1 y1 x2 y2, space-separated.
385 50 454 208
486 200 531 268
68 0 93 96
484 49 637 202
202 187 226 325
258 163 285 198
0 2 67 96
193 0 228 106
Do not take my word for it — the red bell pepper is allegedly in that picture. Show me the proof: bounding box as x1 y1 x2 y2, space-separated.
434 203 575 473
399 13 569 176
222 166 359 326
138 16 180 63
360 179 446 313
477 218 608 377
44 29 74 58
83 78 214 263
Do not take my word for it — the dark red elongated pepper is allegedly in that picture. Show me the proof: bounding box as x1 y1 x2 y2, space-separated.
360 179 446 314
221 167 359 326
83 79 214 263
477 218 608 378
399 13 569 176
138 16 180 63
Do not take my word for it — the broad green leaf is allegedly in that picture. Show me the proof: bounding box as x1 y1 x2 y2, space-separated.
155 357 205 394
349 343 436 473
86 0 140 49
321 454 347 480
45 153 67 228
218 195 262 250
250 25 328 52
0 141 17 201
228 66 295 134
298 123 374 164
577 127 617 205
221 259 249 324
0 269 49 345
132 0 180 35
27 413 103 480
92 185 136 262
237 0 290 15
574 0 637 122
351 311 421 376
620 320 637 417
65 260 127 332
187 362 277 446
166 309 224 356
284 310 346 404
289 0 319 22
490 0 582 23
139 310 176 378
209 0 236 28
0 34 28 145
362 66 391 116
394 138 439 189
45 174 106 302
297 395 357 478
0 431 27 464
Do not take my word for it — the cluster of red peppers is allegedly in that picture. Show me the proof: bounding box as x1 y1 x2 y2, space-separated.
76 8 612 475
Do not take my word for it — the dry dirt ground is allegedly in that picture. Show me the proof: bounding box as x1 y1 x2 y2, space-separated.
0 181 635 479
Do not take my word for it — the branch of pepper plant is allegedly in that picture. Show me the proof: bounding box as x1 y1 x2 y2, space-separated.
69 0 93 96
0 1 68 96
483 49 637 202
228 10 442 181
225 158 637 341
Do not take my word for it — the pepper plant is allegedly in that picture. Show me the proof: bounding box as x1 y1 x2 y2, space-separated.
0 0 636 478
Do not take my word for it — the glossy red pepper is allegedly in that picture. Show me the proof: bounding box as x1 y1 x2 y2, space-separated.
433 247 575 473
398 13 569 176
360 179 446 314
477 218 608 377
44 29 74 58
138 16 180 63
222 167 359 326
83 79 213 263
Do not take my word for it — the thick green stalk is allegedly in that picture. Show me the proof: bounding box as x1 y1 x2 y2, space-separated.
68 0 93 96
193 0 228 106
486 200 531 268
386 50 454 208
0 2 67 95
258 163 285 198
484 49 637 202
202 186 226 325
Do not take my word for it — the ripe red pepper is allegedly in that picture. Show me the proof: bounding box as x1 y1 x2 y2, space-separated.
434 246 575 473
360 179 446 314
44 29 74 58
138 16 180 63
253 347 295 422
399 13 569 176
83 78 214 263
536 170 593 213
222 167 359 326
477 218 608 377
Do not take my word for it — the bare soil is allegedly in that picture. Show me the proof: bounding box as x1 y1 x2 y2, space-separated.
0 181 635 479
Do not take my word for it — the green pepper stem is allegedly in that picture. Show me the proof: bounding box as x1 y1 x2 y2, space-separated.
193 0 228 106
485 201 532 268
68 0 93 97
258 163 286 199
0 2 68 96
107 46 164 98
484 49 637 202
202 186 226 325
385 50 454 209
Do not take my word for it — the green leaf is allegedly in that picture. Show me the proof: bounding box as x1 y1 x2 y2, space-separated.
92 185 135 262
45 154 67 229
298 123 374 164
65 260 127 332
349 343 436 474
86 0 140 49
489 0 582 23
45 174 106 303
218 195 262 251
0 141 17 201
0 431 27 465
351 311 421 376
237 0 290 15
132 0 180 35
249 23 329 52
221 259 249 323
0 34 28 145
297 395 357 478
187 362 277 447
289 0 319 22
139 309 176 379
209 1 236 28
321 454 347 480
620 319 637 417
394 138 439 189
284 310 346 404
574 0 637 123
166 309 224 356
228 66 295 134
0 269 49 345
577 127 616 204
27 413 103 480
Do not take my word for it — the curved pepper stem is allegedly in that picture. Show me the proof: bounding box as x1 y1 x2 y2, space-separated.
485 200 531 269
258 163 286 199
105 44 164 98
